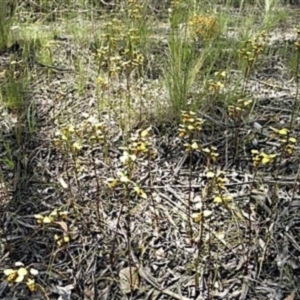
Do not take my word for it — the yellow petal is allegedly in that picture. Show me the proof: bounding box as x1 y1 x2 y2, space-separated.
59 211 68 218
278 128 289 135
120 151 129 164
224 195 233 201
141 127 151 137
34 214 43 220
192 213 202 223
216 81 224 88
43 216 52 224
120 175 129 183
107 178 118 189
216 230 225 240
289 137 296 143
179 131 186 138
134 186 147 199
220 71 226 77
137 143 146 151
30 268 39 276
15 274 25 282
260 152 268 157
27 278 35 285
68 125 75 133
203 210 213 217
139 191 147 199
3 269 16 276
202 147 210 153
50 209 58 217
26 278 36 291
243 99 252 106
214 196 222 203
206 171 215 178
72 142 82 150
261 157 270 164
18 267 28 276
191 142 199 149
119 173 130 183
129 154 136 161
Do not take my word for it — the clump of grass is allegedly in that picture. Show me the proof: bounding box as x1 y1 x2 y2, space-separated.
0 60 27 112
0 56 32 153
0 0 14 51
289 28 300 129
164 0 206 119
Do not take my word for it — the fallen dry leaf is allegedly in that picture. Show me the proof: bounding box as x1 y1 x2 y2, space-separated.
57 175 68 189
119 266 140 294
54 221 69 233
284 291 295 300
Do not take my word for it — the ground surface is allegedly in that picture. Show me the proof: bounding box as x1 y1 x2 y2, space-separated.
1 3 300 300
